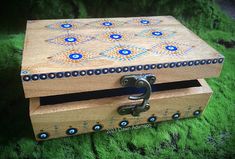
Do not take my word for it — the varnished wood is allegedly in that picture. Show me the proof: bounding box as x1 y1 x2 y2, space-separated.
30 79 212 140
21 16 223 98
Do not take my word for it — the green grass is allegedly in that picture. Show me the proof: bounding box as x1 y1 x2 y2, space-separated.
0 0 235 158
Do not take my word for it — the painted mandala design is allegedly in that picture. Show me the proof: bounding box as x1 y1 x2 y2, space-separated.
152 41 194 57
128 18 161 26
48 49 99 66
46 34 93 46
88 19 124 29
138 29 175 39
45 21 81 31
97 31 134 43
100 45 148 61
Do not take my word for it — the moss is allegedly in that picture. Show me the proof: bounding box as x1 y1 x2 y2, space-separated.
0 0 235 158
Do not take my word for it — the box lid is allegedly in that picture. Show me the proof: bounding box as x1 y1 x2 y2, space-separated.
21 16 224 98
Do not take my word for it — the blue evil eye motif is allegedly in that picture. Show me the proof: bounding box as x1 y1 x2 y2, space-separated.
61 23 72 28
65 37 77 42
148 116 157 123
166 45 177 51
152 31 162 36
69 53 83 60
193 110 201 116
119 120 129 128
102 22 112 26
119 49 132 55
172 112 180 120
23 75 31 81
110 34 122 39
140 19 150 24
37 132 49 140
66 128 78 135
93 124 103 131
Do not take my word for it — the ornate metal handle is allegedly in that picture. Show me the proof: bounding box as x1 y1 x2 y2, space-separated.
118 74 156 116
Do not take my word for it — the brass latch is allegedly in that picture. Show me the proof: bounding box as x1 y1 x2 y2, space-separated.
117 74 156 116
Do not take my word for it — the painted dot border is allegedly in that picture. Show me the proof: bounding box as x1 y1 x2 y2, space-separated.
22 58 224 82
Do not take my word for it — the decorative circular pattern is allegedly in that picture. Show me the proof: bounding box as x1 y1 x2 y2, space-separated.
87 70 94 75
110 34 122 39
152 31 162 36
92 124 103 131
72 71 79 76
48 73 56 79
148 116 157 123
144 65 150 70
95 69 102 75
39 74 47 80
102 68 109 74
65 37 77 43
118 49 132 55
193 110 201 116
153 42 194 57
37 132 49 140
23 75 31 81
109 68 116 73
56 72 64 78
157 64 163 69
46 34 92 46
80 70 86 76
102 22 113 26
166 45 178 51
32 74 39 81
140 19 150 24
172 112 180 120
119 120 129 128
64 72 71 77
69 53 83 60
46 21 80 31
137 65 143 70
61 23 72 28
66 128 78 135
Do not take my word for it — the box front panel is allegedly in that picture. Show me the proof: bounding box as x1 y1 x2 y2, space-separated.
30 80 212 140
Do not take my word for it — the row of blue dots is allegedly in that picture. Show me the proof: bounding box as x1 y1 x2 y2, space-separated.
22 58 224 81
37 109 201 139
61 19 152 29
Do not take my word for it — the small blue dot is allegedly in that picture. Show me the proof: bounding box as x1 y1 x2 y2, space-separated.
166 45 177 51
87 70 94 75
95 69 102 75
39 74 47 80
119 49 131 55
66 128 78 135
152 31 162 36
140 19 150 24
38 132 49 139
119 120 129 127
72 71 79 77
148 116 157 122
65 37 77 42
157 64 163 69
48 73 56 79
93 124 103 131
61 24 72 28
200 60 206 65
110 34 122 39
102 22 112 26
102 68 109 74
69 53 83 60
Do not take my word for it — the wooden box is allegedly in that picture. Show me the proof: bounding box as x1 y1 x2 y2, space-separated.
21 16 224 140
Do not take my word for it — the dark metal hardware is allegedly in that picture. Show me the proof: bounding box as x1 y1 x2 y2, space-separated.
118 74 156 116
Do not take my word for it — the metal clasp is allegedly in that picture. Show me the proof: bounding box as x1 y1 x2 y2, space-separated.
117 74 156 116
